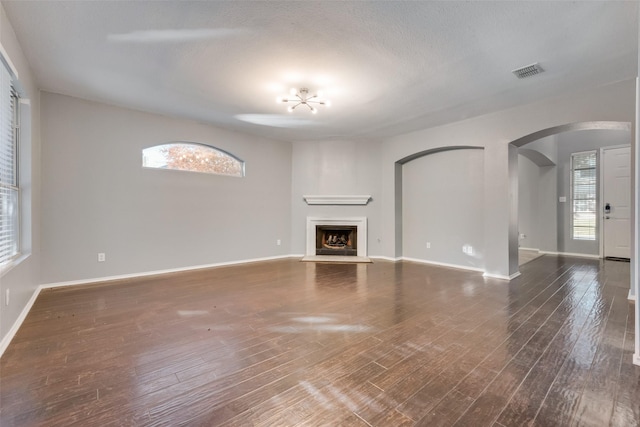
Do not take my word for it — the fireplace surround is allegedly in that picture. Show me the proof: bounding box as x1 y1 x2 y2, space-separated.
303 217 370 262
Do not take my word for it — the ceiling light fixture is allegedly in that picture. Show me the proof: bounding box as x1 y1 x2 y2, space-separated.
276 88 330 114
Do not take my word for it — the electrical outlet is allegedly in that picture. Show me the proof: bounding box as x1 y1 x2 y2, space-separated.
97 253 106 262
5 289 9 306
426 242 431 249
276 239 281 246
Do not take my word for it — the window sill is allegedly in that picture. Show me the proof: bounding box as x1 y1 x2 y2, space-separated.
0 253 31 278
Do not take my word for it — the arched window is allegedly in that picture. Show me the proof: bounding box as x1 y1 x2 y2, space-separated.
142 142 244 177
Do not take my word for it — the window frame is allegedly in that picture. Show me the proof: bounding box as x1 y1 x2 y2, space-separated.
0 60 20 268
570 150 597 241
142 141 245 177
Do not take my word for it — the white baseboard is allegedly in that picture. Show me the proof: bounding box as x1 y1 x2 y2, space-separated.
0 284 42 358
629 290 636 302
0 254 300 357
518 247 540 252
483 271 521 281
370 255 402 262
538 251 600 259
401 256 484 273
41 254 299 289
370 257 519 281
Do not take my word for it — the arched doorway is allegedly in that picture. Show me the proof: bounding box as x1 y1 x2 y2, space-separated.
509 120 632 276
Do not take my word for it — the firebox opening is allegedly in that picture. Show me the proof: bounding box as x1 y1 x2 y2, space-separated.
316 226 358 256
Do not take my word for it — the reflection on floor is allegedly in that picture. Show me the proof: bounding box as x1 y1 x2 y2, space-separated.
519 248 543 266
0 256 636 426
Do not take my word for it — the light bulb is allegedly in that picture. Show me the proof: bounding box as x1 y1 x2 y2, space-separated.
287 106 294 113
317 90 324 99
276 97 283 103
310 107 317 114
325 100 331 107
290 88 297 96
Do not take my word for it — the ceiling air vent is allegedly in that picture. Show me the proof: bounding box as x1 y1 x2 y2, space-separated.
512 63 544 79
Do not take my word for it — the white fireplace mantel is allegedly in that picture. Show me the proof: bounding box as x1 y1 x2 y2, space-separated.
303 195 371 205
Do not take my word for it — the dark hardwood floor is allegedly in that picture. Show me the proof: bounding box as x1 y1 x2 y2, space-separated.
0 256 637 426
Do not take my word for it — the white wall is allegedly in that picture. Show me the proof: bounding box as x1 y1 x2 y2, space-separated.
290 139 382 256
40 92 292 284
403 148 484 270
526 136 558 165
381 79 635 278
517 134 559 254
518 154 541 250
0 2 41 343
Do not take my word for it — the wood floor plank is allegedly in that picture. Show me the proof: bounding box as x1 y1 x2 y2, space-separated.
531 261 630 427
494 272 605 425
568 284 629 425
451 266 605 426
610 299 640 426
0 257 636 427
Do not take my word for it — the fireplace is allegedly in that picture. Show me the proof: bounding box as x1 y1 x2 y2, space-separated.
304 217 370 262
316 225 357 256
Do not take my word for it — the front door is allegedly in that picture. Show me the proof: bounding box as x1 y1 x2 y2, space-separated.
603 146 631 259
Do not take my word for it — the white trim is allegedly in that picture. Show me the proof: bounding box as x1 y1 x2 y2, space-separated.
628 290 636 302
306 217 368 257
538 250 600 259
370 255 402 262
518 247 540 252
0 42 19 79
483 271 522 281
0 253 30 278
0 284 41 357
303 195 371 205
599 147 605 258
0 254 301 357
401 256 484 273
635 77 640 370
301 255 371 263
598 143 634 151
42 254 298 289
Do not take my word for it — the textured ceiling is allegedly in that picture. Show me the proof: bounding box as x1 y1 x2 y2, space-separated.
3 1 638 141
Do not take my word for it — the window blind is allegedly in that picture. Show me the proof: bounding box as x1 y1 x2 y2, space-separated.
0 61 18 265
571 151 596 241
